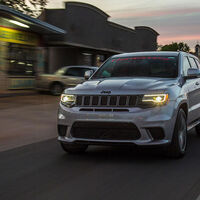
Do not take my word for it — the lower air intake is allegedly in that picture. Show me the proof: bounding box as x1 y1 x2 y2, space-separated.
71 122 141 140
58 125 68 136
147 127 165 140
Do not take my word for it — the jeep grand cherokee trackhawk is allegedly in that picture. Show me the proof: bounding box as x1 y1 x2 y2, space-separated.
57 51 200 158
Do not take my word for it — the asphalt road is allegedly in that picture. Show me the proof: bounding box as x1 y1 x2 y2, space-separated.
0 94 59 151
1 94 200 200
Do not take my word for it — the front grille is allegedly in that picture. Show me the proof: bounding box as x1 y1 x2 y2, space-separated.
71 122 141 140
76 95 139 107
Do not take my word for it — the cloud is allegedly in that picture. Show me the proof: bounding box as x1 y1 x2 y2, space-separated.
110 7 200 48
109 7 200 19
159 34 200 43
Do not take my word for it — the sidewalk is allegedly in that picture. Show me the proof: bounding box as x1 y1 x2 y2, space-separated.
0 90 37 98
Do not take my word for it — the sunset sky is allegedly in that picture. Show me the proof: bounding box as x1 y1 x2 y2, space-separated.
47 0 200 50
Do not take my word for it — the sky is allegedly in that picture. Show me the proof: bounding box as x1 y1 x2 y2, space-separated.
47 0 200 51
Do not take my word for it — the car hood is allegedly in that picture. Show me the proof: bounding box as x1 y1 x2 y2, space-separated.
66 77 178 94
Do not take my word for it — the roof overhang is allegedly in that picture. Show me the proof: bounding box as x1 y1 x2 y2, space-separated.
46 41 124 54
0 5 66 35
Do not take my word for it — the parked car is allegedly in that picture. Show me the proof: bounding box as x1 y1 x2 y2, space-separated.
57 51 200 158
36 65 98 95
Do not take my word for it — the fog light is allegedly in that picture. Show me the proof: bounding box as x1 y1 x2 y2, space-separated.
58 113 65 119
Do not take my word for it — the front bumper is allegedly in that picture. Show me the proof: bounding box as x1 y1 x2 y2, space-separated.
57 101 177 146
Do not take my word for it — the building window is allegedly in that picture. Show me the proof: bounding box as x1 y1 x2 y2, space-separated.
7 44 36 76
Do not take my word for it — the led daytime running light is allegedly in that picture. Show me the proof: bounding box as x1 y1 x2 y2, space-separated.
142 94 168 103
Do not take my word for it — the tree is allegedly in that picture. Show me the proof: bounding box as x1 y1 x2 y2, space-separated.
160 42 190 52
0 0 48 17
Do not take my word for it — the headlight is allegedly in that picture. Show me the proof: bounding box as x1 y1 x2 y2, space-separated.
142 94 169 105
61 94 76 107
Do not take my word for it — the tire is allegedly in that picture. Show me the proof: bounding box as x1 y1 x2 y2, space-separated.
195 123 200 135
60 142 88 154
50 83 63 96
165 109 187 158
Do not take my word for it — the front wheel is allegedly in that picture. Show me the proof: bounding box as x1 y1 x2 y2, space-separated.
165 109 187 158
60 142 88 154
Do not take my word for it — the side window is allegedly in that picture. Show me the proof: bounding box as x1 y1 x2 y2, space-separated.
79 68 93 77
65 68 82 77
189 57 198 69
183 57 191 76
195 58 200 69
65 68 92 77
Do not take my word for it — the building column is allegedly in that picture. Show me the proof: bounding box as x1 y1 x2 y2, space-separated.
0 41 9 91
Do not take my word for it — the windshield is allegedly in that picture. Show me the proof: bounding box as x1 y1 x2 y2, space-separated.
55 67 66 75
92 56 178 79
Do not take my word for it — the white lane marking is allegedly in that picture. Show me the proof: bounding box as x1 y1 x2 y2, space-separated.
196 194 200 200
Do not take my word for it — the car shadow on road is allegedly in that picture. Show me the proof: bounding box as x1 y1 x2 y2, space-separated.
59 129 200 164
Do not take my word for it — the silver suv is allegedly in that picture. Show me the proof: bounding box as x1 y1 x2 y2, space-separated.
57 51 200 158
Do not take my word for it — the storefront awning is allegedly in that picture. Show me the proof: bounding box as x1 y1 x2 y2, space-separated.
0 5 66 35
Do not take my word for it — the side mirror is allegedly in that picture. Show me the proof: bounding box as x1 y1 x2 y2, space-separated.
186 68 200 78
84 70 93 80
